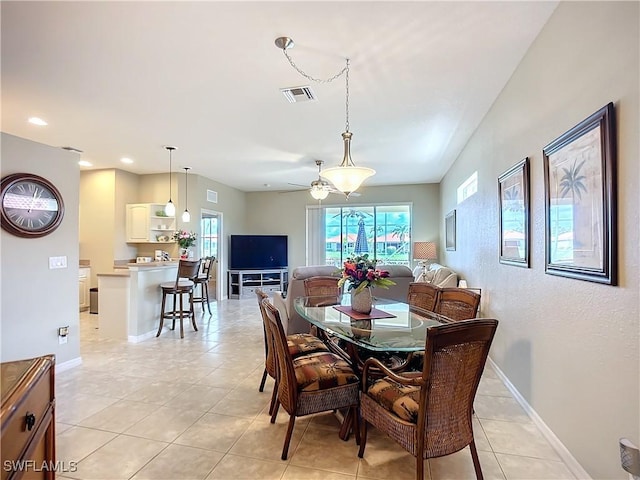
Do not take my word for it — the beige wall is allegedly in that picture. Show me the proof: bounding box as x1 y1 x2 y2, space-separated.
439 2 639 478
114 169 140 261
246 183 440 270
1 133 81 365
79 169 138 287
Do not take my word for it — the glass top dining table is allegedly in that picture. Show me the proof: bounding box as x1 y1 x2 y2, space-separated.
293 294 452 353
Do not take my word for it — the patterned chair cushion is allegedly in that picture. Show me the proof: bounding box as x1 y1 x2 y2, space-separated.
287 333 329 357
293 352 359 392
366 377 421 423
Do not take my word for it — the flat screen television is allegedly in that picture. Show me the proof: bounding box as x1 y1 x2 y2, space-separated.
229 235 288 270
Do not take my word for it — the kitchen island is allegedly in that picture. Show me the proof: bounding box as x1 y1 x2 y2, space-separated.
97 261 179 342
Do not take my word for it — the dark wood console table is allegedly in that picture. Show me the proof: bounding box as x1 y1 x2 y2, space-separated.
1 355 56 480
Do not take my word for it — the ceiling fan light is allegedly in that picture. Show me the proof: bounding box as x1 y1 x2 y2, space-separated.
310 185 330 200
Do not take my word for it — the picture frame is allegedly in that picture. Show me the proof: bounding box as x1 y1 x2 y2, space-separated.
543 102 617 285
498 157 530 267
445 210 456 251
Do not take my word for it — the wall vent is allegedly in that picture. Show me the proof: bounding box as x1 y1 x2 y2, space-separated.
280 86 316 103
207 189 218 203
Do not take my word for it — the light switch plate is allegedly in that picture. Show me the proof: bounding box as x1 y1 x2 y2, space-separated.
49 256 68 269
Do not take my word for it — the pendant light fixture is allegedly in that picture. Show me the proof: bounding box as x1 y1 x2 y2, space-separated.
164 146 176 216
318 58 375 197
181 167 191 223
275 36 375 198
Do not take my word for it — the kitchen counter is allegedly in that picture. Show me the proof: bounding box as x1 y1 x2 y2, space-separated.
97 262 179 342
99 270 131 277
126 260 179 267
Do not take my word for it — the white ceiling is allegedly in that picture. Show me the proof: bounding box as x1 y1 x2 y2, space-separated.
1 1 557 192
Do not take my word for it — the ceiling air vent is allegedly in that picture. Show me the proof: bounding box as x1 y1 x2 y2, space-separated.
280 86 316 103
207 189 218 203
62 146 83 153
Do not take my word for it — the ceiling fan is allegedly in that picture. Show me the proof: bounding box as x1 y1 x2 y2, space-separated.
288 160 360 199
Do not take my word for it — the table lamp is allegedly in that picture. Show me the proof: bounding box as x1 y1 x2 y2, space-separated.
413 241 437 275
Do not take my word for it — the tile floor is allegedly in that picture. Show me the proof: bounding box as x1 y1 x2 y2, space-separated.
55 299 577 480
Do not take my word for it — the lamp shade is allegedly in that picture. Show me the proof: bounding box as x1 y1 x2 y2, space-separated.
413 241 437 261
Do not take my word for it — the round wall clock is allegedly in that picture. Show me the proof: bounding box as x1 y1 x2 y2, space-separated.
1 173 65 238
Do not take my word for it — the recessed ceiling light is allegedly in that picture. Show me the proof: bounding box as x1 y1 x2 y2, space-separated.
121 157 134 164
28 117 48 126
78 160 93 167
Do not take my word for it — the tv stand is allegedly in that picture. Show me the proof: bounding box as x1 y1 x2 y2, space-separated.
227 269 288 299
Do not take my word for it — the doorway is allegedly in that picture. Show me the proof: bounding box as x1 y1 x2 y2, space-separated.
200 209 222 300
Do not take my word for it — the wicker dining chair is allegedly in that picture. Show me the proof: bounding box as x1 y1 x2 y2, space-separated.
256 290 329 416
262 298 361 460
303 276 342 306
407 282 440 312
358 318 498 480
435 287 481 321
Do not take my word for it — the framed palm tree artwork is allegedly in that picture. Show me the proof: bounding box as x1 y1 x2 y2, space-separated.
498 158 530 267
543 102 617 285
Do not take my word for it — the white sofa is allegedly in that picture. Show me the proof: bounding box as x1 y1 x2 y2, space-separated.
412 262 458 287
373 264 415 302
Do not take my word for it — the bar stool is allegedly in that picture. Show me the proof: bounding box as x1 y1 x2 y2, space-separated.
157 259 201 338
193 256 214 314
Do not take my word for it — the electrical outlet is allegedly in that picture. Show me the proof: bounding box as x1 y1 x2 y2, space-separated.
49 256 68 269
58 326 69 345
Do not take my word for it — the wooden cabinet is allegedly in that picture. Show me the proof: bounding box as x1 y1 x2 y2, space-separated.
79 267 90 311
228 269 288 299
1 355 56 480
126 203 175 243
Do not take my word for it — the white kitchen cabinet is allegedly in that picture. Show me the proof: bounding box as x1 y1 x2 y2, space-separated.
79 267 90 311
126 203 175 243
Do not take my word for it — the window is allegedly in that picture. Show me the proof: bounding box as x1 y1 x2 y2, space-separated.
200 214 219 259
307 204 412 266
457 171 478 204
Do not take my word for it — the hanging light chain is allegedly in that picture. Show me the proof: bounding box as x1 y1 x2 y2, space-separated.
281 49 348 84
345 58 350 133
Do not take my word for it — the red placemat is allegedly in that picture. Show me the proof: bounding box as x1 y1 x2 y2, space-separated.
333 305 396 320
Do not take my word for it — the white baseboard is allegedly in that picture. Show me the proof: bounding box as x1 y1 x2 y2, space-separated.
55 356 82 373
128 330 156 343
488 358 592 479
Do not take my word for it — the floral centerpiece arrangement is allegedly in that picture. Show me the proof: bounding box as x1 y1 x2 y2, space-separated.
172 230 197 258
337 254 395 293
